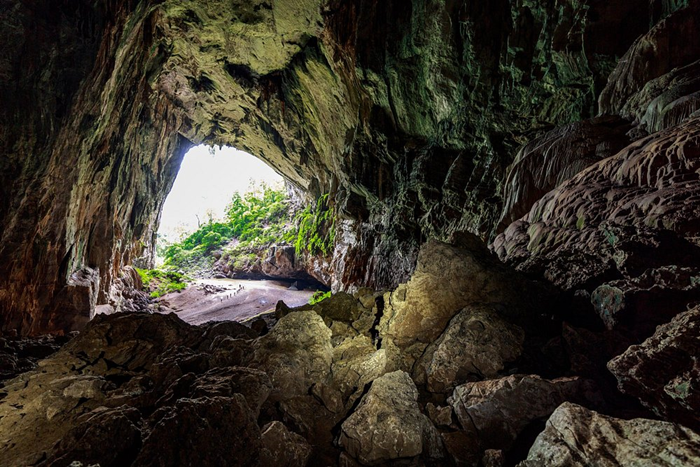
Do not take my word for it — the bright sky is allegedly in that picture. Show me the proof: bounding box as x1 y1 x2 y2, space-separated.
158 145 283 241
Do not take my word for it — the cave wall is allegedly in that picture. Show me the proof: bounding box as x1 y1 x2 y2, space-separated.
0 0 683 334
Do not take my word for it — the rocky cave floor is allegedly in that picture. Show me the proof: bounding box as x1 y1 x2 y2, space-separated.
1 235 699 467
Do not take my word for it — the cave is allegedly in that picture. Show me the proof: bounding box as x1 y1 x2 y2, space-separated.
1 0 700 466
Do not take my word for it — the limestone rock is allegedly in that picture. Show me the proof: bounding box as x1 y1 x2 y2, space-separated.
0 0 660 334
38 406 143 467
600 3 700 121
330 335 400 411
591 265 700 336
379 236 550 356
259 421 312 467
188 366 272 416
519 402 700 466
133 395 262 467
339 370 441 465
498 116 634 232
608 306 700 430
416 305 525 394
494 116 700 296
450 375 601 453
247 310 333 399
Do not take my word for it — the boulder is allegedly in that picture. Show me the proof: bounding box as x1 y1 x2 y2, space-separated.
339 370 442 465
519 402 700 466
133 395 262 467
379 236 553 371
247 310 333 400
38 406 143 467
188 366 272 416
608 306 700 430
450 375 601 453
330 335 398 409
259 421 313 467
415 305 524 394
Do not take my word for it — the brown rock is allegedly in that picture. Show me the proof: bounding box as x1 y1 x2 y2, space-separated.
259 421 312 467
133 395 261 467
339 370 442 465
591 265 700 335
608 306 700 430
441 431 480 467
494 116 700 294
518 402 700 466
498 116 634 232
449 375 601 452
39 406 143 467
600 3 700 119
416 305 524 394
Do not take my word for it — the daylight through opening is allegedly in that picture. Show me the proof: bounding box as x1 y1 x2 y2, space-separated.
139 145 333 325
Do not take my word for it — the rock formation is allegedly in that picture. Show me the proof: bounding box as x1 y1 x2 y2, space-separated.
0 0 680 334
1 0 700 466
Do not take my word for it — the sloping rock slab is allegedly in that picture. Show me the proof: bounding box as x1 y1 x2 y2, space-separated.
608 306 700 430
415 305 524 394
133 395 261 467
518 402 700 466
449 375 601 453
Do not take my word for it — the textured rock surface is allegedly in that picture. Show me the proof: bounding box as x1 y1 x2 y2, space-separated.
519 402 700 467
450 375 601 454
379 235 554 357
2 1 700 466
416 305 525 394
339 370 441 465
497 116 634 232
259 421 313 467
599 2 700 123
494 116 700 298
0 0 667 334
608 307 700 431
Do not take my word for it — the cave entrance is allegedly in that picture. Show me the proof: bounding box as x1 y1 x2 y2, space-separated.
150 144 327 309
157 144 284 261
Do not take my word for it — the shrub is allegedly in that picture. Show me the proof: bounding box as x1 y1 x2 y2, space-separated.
136 268 189 298
309 290 331 305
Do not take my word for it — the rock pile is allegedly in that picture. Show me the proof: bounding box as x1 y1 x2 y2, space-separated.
2 235 698 466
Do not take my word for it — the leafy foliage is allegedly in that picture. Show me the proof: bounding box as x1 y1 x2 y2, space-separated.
309 290 331 305
294 193 335 257
158 184 335 276
136 268 188 298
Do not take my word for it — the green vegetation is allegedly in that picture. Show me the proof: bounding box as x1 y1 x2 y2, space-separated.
157 185 336 277
309 290 331 305
294 193 335 257
136 268 188 298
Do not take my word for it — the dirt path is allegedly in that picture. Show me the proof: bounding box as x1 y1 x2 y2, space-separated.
156 279 315 325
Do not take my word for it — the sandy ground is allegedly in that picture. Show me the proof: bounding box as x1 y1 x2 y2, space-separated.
156 279 315 325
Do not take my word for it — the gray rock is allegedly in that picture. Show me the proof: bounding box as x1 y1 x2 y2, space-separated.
339 370 442 465
450 375 601 452
608 306 700 430
259 421 312 467
247 310 333 400
416 305 524 393
519 402 700 466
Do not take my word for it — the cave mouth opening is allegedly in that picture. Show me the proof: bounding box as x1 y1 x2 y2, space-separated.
153 144 326 292
157 144 284 259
